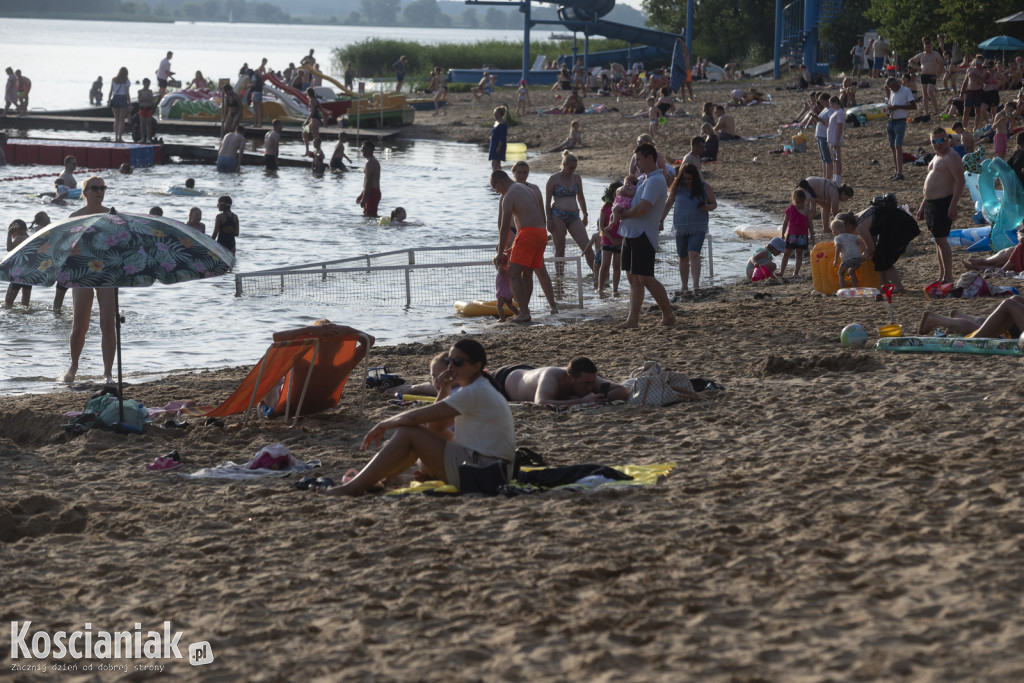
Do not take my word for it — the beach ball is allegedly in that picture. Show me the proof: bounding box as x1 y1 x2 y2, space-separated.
750 264 770 282
658 116 667 125
841 323 868 348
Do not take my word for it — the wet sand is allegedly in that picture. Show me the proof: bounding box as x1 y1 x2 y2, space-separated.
3 80 1024 680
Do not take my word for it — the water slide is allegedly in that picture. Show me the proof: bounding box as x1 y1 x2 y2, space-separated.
548 0 684 53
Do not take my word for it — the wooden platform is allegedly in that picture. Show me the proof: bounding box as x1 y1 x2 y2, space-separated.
0 113 400 141
161 143 315 168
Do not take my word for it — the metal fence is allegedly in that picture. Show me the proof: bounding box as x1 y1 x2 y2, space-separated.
234 244 586 310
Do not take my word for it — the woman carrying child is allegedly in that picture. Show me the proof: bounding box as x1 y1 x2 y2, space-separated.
663 163 717 296
778 188 814 278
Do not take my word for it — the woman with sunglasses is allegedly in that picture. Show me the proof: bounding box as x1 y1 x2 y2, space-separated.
663 163 716 297
323 338 515 496
64 177 116 384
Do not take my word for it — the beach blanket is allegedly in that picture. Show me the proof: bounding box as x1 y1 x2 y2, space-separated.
385 463 676 496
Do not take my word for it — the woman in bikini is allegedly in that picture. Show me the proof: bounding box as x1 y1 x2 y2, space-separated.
545 151 595 273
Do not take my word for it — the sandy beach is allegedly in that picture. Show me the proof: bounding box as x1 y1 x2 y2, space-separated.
4 79 1024 680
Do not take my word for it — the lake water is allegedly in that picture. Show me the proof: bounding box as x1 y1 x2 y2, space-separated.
0 19 774 396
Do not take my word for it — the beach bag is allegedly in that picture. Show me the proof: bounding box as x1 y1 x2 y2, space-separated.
626 362 701 407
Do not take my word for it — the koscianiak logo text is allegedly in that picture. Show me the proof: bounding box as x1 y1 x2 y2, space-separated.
9 621 214 673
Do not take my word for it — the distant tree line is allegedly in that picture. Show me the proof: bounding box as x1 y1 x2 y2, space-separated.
0 0 289 22
641 0 1022 69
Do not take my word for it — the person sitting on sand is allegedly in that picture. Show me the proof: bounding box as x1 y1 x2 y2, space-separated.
963 227 1024 275
546 120 582 154
395 352 455 398
322 338 515 496
918 296 1024 339
495 358 628 406
714 106 738 140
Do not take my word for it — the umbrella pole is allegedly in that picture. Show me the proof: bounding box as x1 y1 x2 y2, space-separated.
115 287 124 424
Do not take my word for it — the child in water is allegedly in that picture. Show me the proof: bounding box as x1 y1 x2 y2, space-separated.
310 138 325 175
186 207 205 233
747 237 785 282
778 188 814 278
5 219 31 308
212 195 239 256
494 252 519 323
832 218 868 288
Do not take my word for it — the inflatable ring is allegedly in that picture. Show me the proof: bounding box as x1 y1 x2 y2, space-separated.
506 142 527 154
979 157 1024 252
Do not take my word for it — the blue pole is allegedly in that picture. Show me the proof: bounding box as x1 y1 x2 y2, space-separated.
685 0 693 59
522 1 531 82
773 0 782 79
803 0 819 78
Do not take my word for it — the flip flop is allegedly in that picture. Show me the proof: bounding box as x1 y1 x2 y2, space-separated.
146 451 182 472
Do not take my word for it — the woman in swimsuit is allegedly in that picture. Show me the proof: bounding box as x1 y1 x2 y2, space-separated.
187 71 208 92
220 83 243 136
108 67 131 143
303 87 323 155
545 151 595 273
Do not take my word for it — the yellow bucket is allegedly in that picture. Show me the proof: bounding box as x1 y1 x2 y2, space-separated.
879 324 903 337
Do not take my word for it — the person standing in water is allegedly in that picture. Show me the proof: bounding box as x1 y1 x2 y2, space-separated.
357 141 381 218
65 178 116 384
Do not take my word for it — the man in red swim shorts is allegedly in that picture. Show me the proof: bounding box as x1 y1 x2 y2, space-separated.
491 169 549 323
357 141 381 217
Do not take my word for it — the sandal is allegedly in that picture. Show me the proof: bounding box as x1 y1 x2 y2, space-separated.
146 451 182 472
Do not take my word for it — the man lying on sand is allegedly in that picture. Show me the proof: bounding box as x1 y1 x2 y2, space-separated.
494 357 628 406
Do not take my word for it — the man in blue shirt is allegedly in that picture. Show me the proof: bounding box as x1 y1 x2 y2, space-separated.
613 142 677 328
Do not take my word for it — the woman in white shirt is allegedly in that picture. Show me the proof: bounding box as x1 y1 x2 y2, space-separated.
324 338 515 496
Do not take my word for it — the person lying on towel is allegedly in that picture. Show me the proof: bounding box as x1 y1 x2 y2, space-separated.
493 357 628 406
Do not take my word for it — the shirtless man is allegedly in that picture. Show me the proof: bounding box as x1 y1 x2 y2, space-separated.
908 37 944 116
357 141 381 217
509 161 557 314
492 170 547 323
680 136 704 181
916 127 964 284
263 119 282 171
713 105 737 140
960 55 987 131
57 155 77 191
216 124 245 173
497 358 628 406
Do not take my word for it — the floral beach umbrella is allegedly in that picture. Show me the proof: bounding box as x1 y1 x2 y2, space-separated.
0 209 234 423
0 209 233 289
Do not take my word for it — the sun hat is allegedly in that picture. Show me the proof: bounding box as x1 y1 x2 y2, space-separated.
768 237 786 252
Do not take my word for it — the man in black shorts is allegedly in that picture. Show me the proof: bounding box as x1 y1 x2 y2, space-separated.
916 127 964 284
613 142 676 328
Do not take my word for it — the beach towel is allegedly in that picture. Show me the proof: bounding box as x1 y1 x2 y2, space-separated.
384 463 676 496
625 361 710 406
179 444 321 480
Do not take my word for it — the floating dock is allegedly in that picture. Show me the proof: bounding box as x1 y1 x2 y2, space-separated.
0 111 401 141
1 138 160 168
